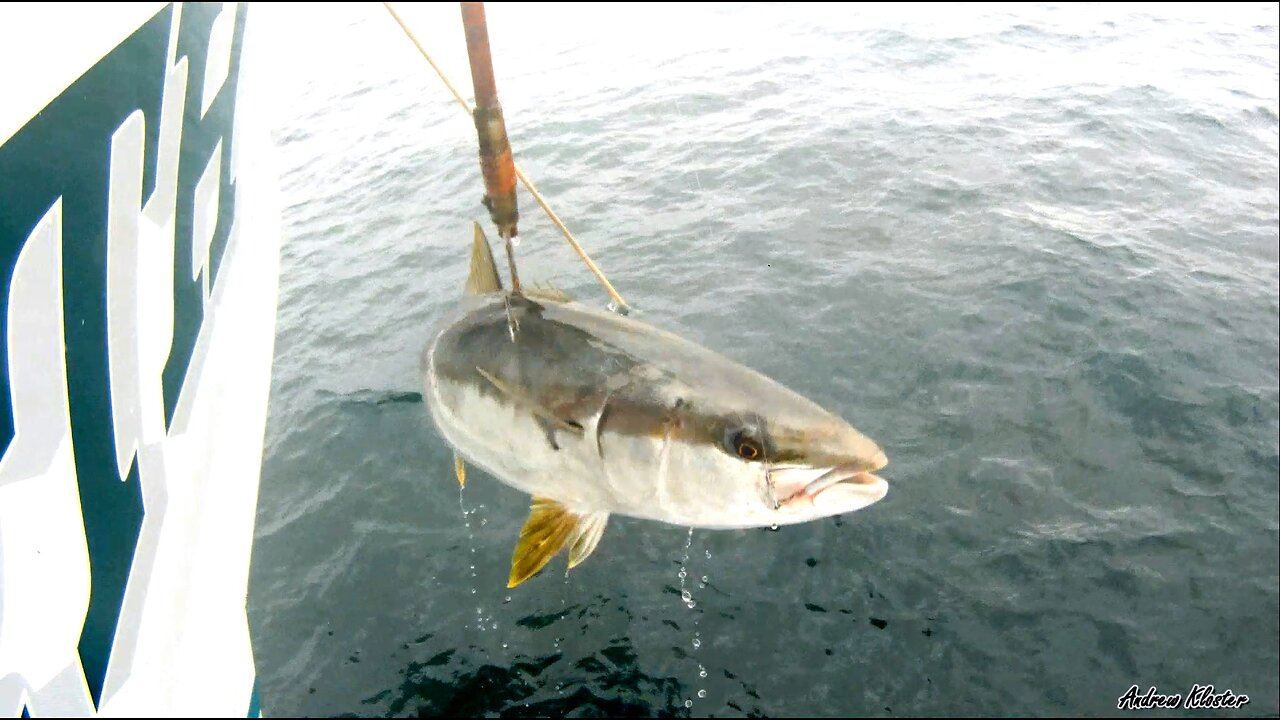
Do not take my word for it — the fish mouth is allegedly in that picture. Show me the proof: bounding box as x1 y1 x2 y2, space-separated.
769 463 889 511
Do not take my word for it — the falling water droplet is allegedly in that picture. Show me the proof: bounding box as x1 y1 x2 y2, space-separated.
692 638 702 649
698 690 707 698
684 700 693 708
705 549 711 559
700 669 707 678
681 590 692 603
510 235 522 248
770 523 779 531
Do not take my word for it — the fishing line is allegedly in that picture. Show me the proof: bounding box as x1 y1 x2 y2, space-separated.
380 2 630 313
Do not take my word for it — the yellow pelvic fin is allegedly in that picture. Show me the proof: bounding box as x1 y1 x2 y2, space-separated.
567 512 609 569
454 453 466 488
508 498 610 588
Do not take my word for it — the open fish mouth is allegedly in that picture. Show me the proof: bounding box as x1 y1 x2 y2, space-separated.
769 463 889 510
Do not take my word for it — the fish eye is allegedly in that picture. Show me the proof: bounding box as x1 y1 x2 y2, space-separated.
727 429 764 462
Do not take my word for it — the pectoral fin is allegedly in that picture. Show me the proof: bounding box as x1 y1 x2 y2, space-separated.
475 366 585 438
509 499 611 588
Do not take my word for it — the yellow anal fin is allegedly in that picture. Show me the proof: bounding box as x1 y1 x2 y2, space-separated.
475 366 585 436
509 499 610 588
454 453 466 488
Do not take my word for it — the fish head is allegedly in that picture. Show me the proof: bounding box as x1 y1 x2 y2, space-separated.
608 350 889 529
687 407 886 528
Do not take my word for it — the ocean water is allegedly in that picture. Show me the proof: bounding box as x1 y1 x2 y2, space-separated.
246 3 1280 716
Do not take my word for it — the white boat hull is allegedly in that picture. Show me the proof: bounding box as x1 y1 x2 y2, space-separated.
0 3 280 716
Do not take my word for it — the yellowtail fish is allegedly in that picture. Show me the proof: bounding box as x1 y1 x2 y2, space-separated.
422 225 889 587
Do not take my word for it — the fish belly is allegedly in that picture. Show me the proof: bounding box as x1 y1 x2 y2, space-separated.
425 369 613 513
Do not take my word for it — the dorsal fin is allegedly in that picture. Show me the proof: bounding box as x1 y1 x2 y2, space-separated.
464 222 503 295
523 281 573 304
509 499 610 587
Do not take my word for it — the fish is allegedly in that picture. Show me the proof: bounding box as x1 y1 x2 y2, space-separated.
422 224 889 588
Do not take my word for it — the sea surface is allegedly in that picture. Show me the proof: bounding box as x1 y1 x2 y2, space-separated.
246 3 1280 716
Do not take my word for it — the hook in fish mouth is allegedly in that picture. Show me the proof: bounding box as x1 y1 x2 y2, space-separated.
768 463 889 510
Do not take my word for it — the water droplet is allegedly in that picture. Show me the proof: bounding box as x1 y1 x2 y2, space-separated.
701 575 708 584
510 235 522 248
481 518 487 525
678 570 686 579
491 622 498 630
684 700 693 708
471 588 477 594
504 596 512 603
699 669 707 678
705 550 711 559
698 690 707 698
692 638 702 649
681 590 691 603
770 523 778 531
502 642 508 649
